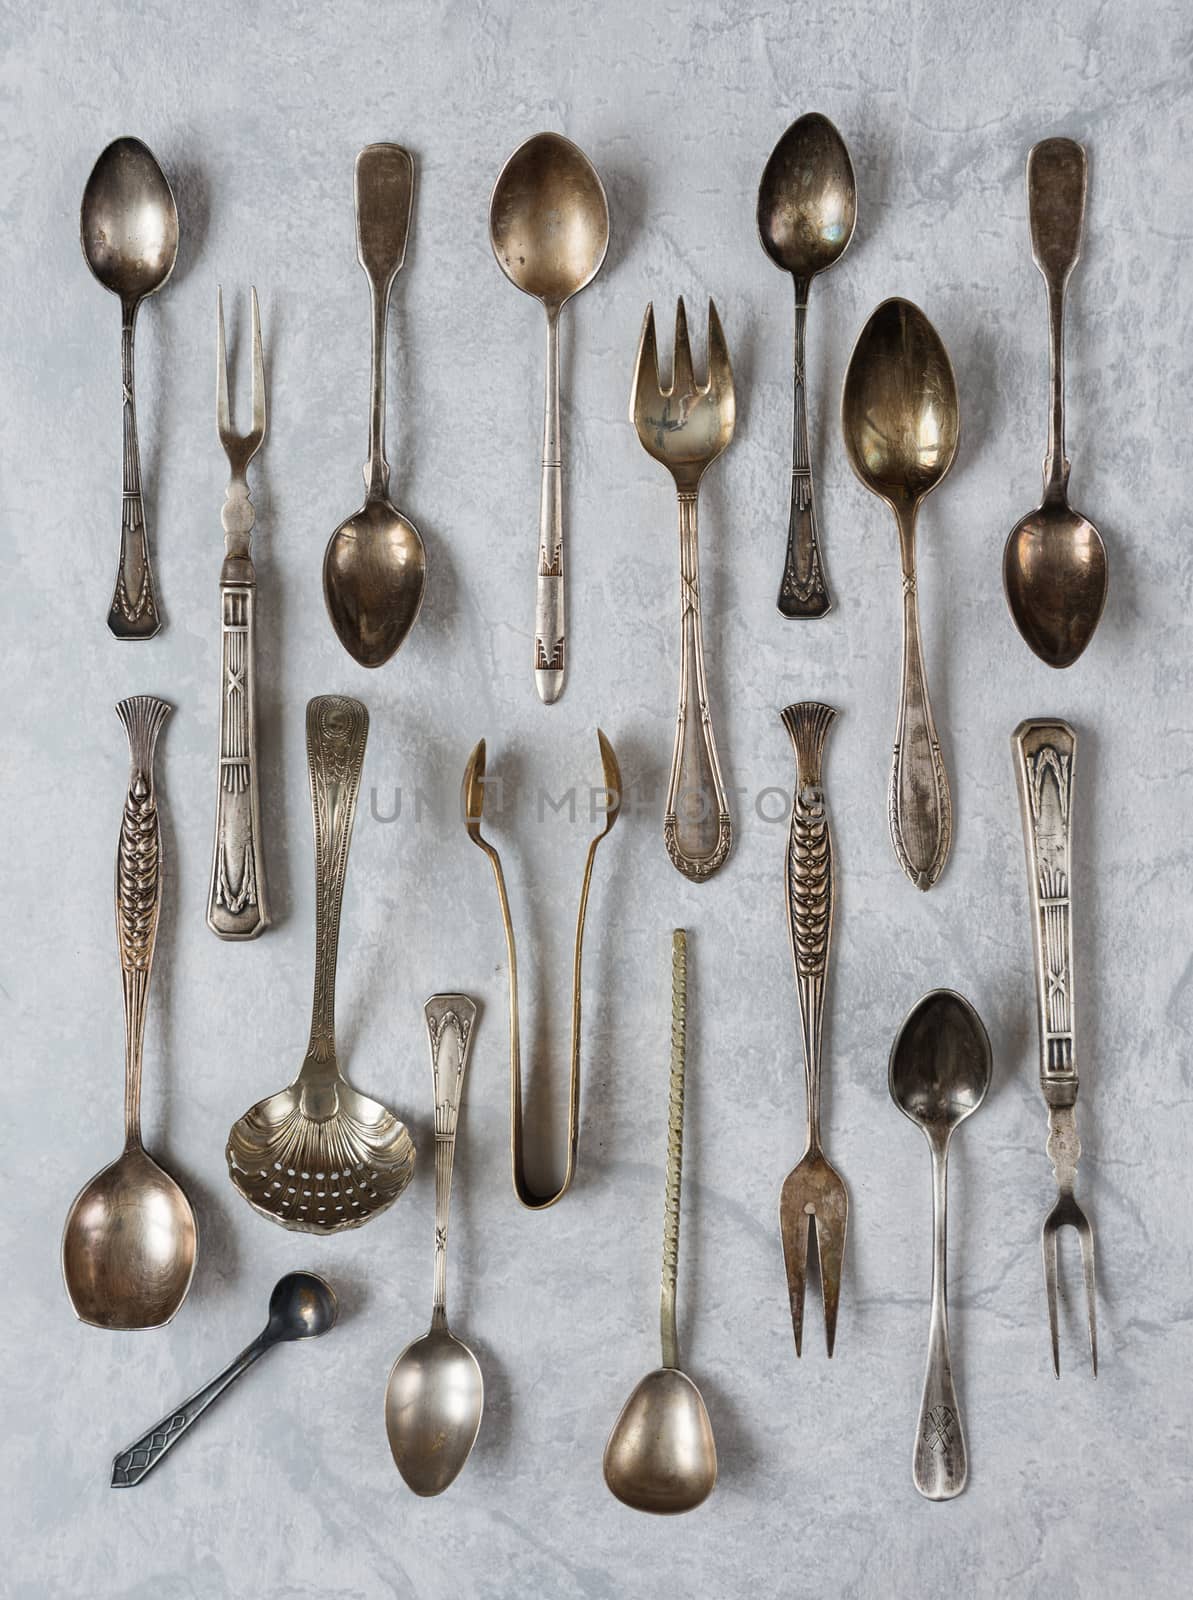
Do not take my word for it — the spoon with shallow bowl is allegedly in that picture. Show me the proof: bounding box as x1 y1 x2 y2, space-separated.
1003 138 1107 667
889 989 992 1501
842 298 959 891
489 133 610 703
386 996 483 1496
604 931 716 1514
758 112 857 617
62 697 197 1330
80 138 179 638
324 145 426 667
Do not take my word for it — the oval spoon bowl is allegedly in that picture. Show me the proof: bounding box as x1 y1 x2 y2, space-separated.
385 1327 485 1497
489 132 609 309
1003 503 1107 668
323 498 426 668
81 137 179 300
603 1368 717 1515
757 112 856 278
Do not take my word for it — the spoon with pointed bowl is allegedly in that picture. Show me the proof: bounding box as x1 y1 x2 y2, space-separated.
323 145 426 668
1003 137 1107 667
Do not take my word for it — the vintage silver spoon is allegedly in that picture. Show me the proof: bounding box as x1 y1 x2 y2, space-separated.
80 137 179 638
889 989 991 1501
324 145 426 668
111 1273 337 1486
385 996 484 1496
758 112 857 617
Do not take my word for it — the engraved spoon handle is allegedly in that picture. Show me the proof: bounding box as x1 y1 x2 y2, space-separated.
425 995 478 1327
914 1136 967 1499
659 930 688 1369
114 696 170 1149
781 703 837 1147
1028 139 1086 501
303 696 369 1061
355 144 414 500
1012 718 1079 1108
889 504 952 891
111 1331 272 1487
108 305 161 638
777 284 831 617
534 307 565 702
665 492 731 880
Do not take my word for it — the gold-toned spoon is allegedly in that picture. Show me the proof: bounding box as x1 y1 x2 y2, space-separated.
323 146 426 668
489 133 610 704
604 931 716 1515
758 112 857 617
1003 138 1108 667
62 698 197 1329
842 298 959 891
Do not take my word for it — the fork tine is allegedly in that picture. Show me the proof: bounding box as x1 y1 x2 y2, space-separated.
815 1212 845 1360
706 298 734 396
1042 1220 1061 1378
672 296 695 394
216 286 230 442
780 1196 810 1358
1043 1201 1098 1378
1078 1212 1098 1377
250 286 266 443
631 301 662 418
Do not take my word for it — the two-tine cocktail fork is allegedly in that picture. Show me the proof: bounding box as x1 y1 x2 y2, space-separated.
1013 718 1097 1376
631 299 735 882
208 288 269 939
778 703 848 1356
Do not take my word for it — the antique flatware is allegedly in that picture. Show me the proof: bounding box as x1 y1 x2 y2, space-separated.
226 697 415 1230
1003 140 1107 668
111 1273 337 1486
778 702 848 1357
842 298 958 891
62 697 197 1329
208 288 269 940
80 137 179 638
631 299 734 881
324 145 426 668
1012 718 1097 1376
889 990 991 1501
489 133 610 703
604 931 716 1515
385 996 484 1496
462 731 620 1208
758 113 857 618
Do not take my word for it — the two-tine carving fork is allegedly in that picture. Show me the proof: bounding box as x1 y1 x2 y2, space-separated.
1013 718 1097 1376
208 289 269 939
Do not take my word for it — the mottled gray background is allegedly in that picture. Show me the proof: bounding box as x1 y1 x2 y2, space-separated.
2 0 1190 1595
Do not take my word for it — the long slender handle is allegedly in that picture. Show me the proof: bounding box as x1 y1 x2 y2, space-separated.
913 1141 967 1499
534 309 565 702
425 995 478 1327
355 145 414 499
660 930 688 1369
781 703 836 1146
111 1333 271 1487
1028 139 1086 501
303 696 369 1064
114 696 170 1148
1012 718 1078 1108
665 493 731 880
109 309 161 638
777 287 831 618
208 579 268 938
889 507 952 891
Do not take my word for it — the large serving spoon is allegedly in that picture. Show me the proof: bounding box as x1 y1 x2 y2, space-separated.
1003 138 1107 667
489 133 610 703
80 137 179 639
385 996 484 1496
111 1273 337 1486
604 932 716 1515
324 145 426 668
889 990 991 1501
62 697 197 1329
842 298 959 891
758 112 857 618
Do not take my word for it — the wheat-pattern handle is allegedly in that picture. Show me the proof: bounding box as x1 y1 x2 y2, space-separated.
114 696 170 1148
659 930 688 1369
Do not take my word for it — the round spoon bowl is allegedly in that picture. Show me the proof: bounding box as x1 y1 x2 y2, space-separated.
1003 501 1108 668
81 137 179 301
62 1146 197 1330
323 497 426 669
266 1271 339 1341
385 1326 484 1497
603 1367 717 1515
489 133 610 310
889 989 992 1136
842 298 959 504
758 112 857 280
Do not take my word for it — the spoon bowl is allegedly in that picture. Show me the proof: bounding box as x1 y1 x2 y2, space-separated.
758 112 856 280
266 1270 339 1341
1003 500 1107 669
889 989 992 1138
81 136 179 302
603 1368 717 1515
385 1327 485 1497
489 132 609 310
62 1146 197 1330
324 497 426 669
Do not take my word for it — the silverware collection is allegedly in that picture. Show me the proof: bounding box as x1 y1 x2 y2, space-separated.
66 120 1106 1508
